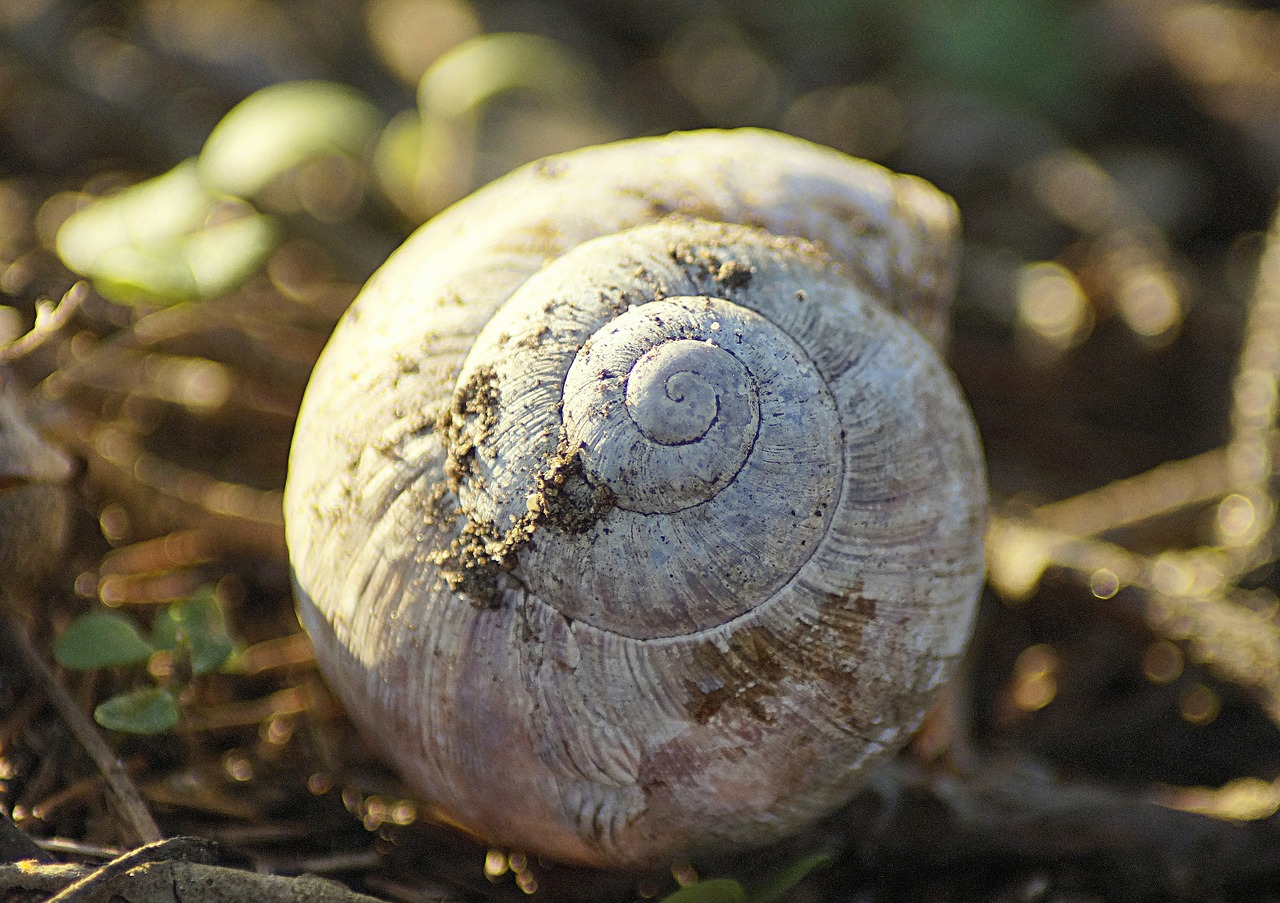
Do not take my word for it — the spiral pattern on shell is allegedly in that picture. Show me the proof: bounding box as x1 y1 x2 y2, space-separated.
285 129 987 867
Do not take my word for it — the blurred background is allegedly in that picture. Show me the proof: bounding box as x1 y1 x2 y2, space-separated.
3 1 1280 901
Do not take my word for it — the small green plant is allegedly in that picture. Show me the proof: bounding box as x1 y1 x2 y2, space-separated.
54 586 236 735
55 80 381 308
658 854 833 903
55 33 606 306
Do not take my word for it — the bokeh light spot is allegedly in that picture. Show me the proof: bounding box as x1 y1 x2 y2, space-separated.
1089 567 1120 599
1016 261 1091 350
1216 492 1259 545
1011 643 1059 712
1179 683 1220 725
1142 640 1184 684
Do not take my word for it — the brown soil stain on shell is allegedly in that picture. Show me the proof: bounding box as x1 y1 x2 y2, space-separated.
684 590 880 726
686 626 788 724
424 484 508 609
668 242 755 294
429 329 622 608
490 219 567 262
429 364 514 607
525 439 616 535
439 364 500 487
666 225 843 303
429 431 616 607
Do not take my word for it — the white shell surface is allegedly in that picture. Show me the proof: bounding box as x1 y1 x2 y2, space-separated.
284 129 986 867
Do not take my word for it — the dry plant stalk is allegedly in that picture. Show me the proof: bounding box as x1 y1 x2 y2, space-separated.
987 198 1280 726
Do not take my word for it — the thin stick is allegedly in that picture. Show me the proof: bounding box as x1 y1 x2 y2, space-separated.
1221 199 1280 571
0 613 162 846
0 283 87 365
1031 446 1232 538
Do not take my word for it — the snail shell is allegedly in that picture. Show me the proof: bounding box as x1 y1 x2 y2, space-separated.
284 129 986 867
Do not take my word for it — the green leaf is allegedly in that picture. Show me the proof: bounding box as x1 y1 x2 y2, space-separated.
182 592 235 676
659 879 746 903
372 109 427 212
64 161 213 259
153 586 235 675
56 160 279 306
377 33 603 218
151 605 180 653
417 32 598 120
57 161 209 304
181 213 279 300
54 611 156 670
94 687 180 735
199 80 383 199
748 854 833 903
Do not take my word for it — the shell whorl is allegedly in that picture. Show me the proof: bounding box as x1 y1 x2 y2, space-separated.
566 299 766 513
284 130 987 867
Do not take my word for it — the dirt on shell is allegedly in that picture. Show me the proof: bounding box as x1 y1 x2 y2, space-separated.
429 426 615 608
439 364 500 487
525 439 616 535
686 626 788 724
684 588 886 727
669 242 756 294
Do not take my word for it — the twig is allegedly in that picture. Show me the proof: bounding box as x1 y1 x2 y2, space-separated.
1031 447 1232 538
71 418 286 555
852 758 1280 893
0 612 163 846
987 197 1280 730
1220 198 1280 575
0 283 87 365
1146 587 1280 723
45 836 232 902
37 837 123 861
0 837 388 903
